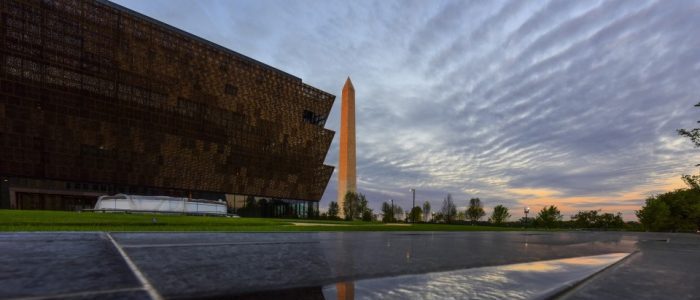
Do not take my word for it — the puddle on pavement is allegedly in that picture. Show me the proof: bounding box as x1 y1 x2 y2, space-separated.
321 252 630 300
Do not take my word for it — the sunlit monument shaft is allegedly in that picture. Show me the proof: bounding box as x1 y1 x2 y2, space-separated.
338 77 357 218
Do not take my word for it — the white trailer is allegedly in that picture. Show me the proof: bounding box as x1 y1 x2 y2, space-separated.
94 194 227 215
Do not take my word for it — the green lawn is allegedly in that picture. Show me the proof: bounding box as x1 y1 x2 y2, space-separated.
0 210 518 232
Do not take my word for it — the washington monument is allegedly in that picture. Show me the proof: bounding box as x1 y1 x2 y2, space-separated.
337 77 356 218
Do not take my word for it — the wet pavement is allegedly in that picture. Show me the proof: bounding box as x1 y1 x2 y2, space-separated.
1 231 698 299
322 253 631 300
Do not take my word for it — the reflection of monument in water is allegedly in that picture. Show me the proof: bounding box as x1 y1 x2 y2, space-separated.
336 281 355 300
337 77 357 218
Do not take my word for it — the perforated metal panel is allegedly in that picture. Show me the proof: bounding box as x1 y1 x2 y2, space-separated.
0 0 335 201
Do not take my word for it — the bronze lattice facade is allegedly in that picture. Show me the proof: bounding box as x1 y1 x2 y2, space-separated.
0 0 335 214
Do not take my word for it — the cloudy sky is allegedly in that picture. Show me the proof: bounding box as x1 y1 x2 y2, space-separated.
114 0 700 220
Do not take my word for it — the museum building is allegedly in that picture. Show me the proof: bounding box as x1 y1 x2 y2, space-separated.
0 0 335 217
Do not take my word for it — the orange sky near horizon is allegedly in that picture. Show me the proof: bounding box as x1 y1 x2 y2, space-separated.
507 175 688 221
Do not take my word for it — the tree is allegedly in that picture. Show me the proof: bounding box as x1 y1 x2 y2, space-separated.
637 197 672 231
328 201 340 220
490 205 510 225
636 187 700 232
393 205 404 222
362 208 374 221
433 212 445 223
381 202 395 223
595 212 624 229
571 210 599 228
572 210 624 229
358 194 373 222
518 216 533 226
358 194 367 213
456 211 466 221
677 102 700 187
682 174 700 190
342 191 372 221
677 102 700 147
342 191 361 220
466 198 486 223
535 205 562 228
422 201 431 222
409 206 423 222
440 194 457 223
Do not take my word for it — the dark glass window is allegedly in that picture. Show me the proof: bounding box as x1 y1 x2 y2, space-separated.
302 110 314 123
302 110 327 126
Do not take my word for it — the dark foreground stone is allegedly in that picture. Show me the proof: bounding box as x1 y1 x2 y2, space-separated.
0 232 141 299
1 231 698 299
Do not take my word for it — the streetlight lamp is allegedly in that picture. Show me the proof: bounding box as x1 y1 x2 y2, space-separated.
409 188 416 223
524 207 530 224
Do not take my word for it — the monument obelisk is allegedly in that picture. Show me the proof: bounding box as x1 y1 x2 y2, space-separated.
337 77 356 218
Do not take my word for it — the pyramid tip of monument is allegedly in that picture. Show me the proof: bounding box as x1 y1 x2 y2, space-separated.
344 76 354 88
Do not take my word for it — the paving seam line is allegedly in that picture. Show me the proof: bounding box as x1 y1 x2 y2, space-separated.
106 232 164 300
6 287 145 300
550 250 641 300
121 240 319 248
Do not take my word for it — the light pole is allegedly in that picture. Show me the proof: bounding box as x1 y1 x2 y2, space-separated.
390 199 394 223
409 188 416 223
524 207 530 225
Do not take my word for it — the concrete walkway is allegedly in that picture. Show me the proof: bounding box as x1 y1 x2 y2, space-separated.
1 231 698 299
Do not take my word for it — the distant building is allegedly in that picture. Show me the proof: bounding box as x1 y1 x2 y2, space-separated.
0 0 335 217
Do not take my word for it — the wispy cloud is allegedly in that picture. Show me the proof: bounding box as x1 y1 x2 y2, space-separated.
114 0 700 220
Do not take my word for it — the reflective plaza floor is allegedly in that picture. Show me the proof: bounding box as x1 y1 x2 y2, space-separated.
1 231 698 299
